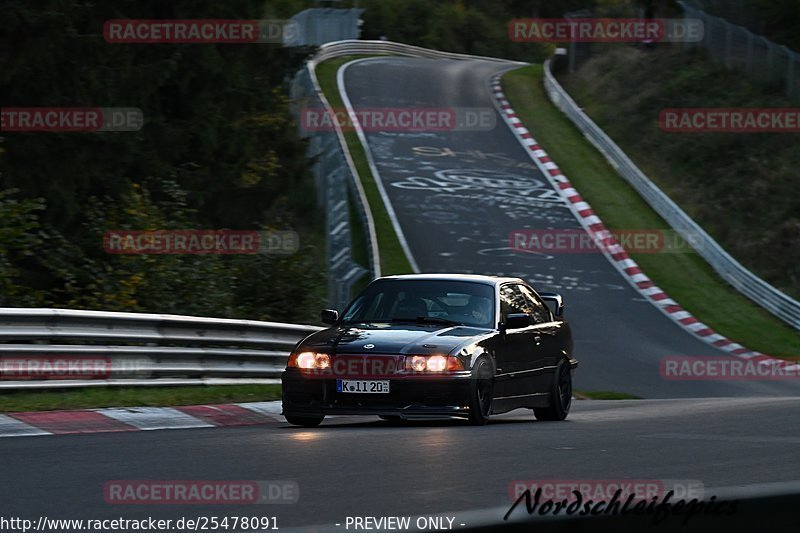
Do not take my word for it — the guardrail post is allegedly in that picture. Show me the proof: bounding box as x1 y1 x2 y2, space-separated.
765 38 775 80
784 47 796 97
724 22 732 66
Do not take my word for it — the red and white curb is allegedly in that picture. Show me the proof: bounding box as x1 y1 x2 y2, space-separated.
0 401 285 438
489 74 796 373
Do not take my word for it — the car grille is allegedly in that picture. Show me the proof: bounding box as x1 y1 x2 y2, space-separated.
328 354 403 379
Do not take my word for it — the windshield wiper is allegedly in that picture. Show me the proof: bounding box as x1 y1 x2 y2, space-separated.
390 316 462 326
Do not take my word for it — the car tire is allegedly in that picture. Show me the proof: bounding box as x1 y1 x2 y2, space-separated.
284 414 325 427
534 358 572 421
468 357 494 426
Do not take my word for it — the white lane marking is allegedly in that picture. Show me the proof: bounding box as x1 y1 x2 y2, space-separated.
655 298 678 306
99 407 213 430
325 69 790 371
0 414 52 438
641 286 664 297
720 343 744 352
488 73 789 365
235 401 284 419
338 58 421 273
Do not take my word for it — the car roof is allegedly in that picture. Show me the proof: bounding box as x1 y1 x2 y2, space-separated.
373 274 524 287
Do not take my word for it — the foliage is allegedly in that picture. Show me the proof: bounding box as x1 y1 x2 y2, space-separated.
0 0 326 322
353 0 587 62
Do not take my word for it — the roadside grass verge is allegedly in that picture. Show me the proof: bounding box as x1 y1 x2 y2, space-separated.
559 47 798 299
315 56 414 276
501 65 799 360
0 384 281 413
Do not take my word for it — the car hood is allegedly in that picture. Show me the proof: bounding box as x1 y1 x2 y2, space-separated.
299 323 491 355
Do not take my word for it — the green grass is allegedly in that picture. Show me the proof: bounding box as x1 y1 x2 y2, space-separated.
502 65 799 360
574 390 641 400
315 57 414 276
559 47 798 299
0 384 281 413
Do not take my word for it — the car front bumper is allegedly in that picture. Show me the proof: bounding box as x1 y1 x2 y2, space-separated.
281 369 474 419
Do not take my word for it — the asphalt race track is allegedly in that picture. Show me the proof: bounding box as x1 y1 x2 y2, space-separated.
339 57 799 399
2 398 799 530
1 57 798 531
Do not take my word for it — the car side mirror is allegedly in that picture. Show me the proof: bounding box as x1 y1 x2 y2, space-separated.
539 292 564 318
321 309 339 325
505 313 532 330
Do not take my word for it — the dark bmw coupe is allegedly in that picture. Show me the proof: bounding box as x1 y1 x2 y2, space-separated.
281 274 577 426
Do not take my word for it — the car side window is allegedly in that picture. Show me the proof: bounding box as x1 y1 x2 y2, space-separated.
499 284 530 321
519 285 552 324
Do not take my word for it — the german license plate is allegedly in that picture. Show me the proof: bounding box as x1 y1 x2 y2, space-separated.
337 379 390 394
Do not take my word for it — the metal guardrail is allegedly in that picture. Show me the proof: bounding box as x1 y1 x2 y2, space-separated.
307 40 799 328
311 39 523 64
291 65 370 310
0 308 321 389
2 41 520 390
7 39 793 396
543 58 800 331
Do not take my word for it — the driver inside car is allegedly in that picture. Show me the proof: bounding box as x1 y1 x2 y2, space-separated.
463 295 492 326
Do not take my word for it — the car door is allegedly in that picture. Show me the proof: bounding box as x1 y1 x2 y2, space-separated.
519 284 564 393
494 283 541 400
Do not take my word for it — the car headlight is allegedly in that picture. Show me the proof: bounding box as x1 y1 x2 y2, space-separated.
288 351 331 370
426 355 447 372
404 355 464 372
409 355 427 372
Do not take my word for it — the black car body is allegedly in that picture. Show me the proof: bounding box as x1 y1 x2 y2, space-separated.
281 274 577 426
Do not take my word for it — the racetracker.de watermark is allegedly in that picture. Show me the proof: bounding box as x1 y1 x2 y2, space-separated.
103 230 299 255
508 18 704 43
508 479 704 503
660 108 800 132
660 356 800 381
1 108 143 132
509 229 704 254
103 480 298 504
103 19 297 43
504 478 736 526
299 107 496 132
0 357 111 380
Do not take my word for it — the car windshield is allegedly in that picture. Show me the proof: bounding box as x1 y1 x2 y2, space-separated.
341 280 495 328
